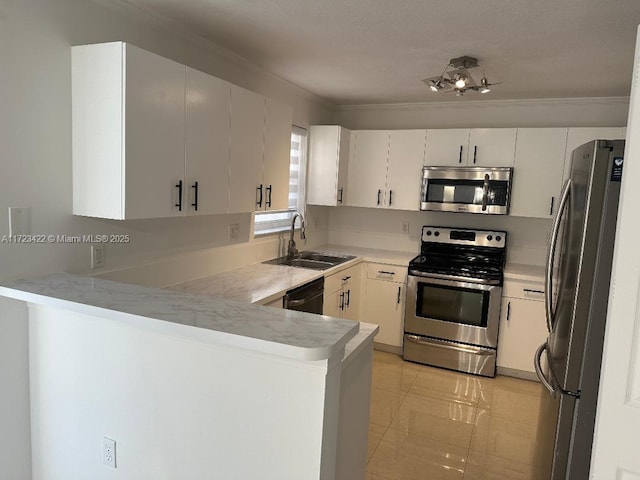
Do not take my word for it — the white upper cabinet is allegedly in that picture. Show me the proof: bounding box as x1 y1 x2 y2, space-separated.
386 130 426 210
185 67 231 216
563 127 626 180
263 98 293 211
425 128 516 167
467 128 517 167
307 126 351 206
510 128 568 218
229 88 292 213
73 41 292 219
73 42 198 220
347 131 390 208
229 85 265 214
425 129 470 166
347 130 424 211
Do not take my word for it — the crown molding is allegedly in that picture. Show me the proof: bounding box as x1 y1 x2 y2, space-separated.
334 96 631 112
87 0 335 109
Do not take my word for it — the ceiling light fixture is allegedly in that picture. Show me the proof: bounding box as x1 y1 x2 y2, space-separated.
422 56 501 96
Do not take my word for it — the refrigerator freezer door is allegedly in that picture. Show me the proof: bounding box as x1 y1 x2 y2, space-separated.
547 140 623 393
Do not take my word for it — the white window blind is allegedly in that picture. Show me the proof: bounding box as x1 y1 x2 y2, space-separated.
254 126 307 235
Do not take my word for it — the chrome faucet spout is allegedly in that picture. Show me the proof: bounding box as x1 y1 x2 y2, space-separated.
287 212 307 259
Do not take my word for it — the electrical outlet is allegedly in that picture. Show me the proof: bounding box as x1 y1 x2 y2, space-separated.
91 245 104 269
102 437 116 468
402 221 410 234
8 207 30 236
229 223 240 241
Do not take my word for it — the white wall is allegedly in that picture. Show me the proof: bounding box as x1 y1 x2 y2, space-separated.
0 297 31 480
333 97 629 130
324 206 551 265
0 0 332 283
28 304 339 480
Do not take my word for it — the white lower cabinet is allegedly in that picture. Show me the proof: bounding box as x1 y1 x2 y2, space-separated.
497 280 548 376
323 264 362 320
363 263 406 348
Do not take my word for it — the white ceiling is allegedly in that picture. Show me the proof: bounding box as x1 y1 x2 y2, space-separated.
117 0 640 105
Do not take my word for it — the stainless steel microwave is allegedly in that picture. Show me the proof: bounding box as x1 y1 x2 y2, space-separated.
420 166 513 214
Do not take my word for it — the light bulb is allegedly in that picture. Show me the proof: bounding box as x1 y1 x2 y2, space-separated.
430 84 439 92
454 74 467 89
479 77 490 93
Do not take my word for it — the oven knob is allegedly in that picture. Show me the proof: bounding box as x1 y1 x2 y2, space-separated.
496 235 502 242
426 230 432 236
434 231 440 237
487 235 493 241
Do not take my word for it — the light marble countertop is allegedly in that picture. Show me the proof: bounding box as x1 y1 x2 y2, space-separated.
0 273 359 362
504 263 545 283
170 244 415 305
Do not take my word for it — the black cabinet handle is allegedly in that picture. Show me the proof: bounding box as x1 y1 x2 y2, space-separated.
338 187 343 204
256 184 263 208
507 301 511 321
191 181 199 211
549 196 555 216
389 190 393 206
523 288 545 294
473 145 478 164
342 276 351 282
339 292 345 311
175 180 183 211
459 145 463 164
397 286 401 304
345 289 351 308
378 270 395 275
377 189 382 206
266 185 272 208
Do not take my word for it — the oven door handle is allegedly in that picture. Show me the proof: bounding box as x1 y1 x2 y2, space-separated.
408 270 501 287
405 335 495 355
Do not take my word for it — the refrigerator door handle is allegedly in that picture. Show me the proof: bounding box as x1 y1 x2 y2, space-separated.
545 178 571 333
534 343 556 397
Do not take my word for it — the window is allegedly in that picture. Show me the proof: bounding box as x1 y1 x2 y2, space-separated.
254 126 307 236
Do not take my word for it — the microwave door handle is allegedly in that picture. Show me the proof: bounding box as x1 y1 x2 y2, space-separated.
545 178 571 333
481 173 490 211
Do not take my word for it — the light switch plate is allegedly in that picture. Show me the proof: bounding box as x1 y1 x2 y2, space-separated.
8 207 30 236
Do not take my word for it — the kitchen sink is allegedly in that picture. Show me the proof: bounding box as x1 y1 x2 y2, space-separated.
263 251 356 270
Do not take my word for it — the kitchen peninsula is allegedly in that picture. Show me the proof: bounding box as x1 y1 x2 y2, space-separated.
0 273 377 480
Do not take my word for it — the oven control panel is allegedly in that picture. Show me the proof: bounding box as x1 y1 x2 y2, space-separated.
421 226 507 248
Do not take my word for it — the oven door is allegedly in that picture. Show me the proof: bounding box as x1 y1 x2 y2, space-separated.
405 274 502 348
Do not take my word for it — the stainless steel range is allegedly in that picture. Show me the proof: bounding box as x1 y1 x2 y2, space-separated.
404 226 507 377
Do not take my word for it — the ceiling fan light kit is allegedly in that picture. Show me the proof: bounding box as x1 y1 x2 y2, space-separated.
423 55 500 96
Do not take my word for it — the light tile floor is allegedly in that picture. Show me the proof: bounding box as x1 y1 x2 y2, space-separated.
367 351 544 480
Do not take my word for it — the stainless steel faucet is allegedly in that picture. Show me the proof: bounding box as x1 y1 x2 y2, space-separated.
287 212 307 259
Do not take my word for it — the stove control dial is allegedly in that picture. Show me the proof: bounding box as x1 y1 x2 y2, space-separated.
487 235 493 241
496 235 502 242
434 231 440 237
426 230 432 236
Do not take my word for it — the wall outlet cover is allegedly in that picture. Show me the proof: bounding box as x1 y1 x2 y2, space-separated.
91 245 105 269
102 437 116 468
8 207 30 236
402 221 410 234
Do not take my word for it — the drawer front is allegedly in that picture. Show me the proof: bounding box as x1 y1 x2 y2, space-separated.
325 264 362 294
366 263 406 282
503 279 545 301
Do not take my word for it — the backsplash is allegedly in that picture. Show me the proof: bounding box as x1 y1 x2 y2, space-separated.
323 206 551 265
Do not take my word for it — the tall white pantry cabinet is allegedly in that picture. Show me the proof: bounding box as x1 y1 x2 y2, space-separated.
72 42 292 220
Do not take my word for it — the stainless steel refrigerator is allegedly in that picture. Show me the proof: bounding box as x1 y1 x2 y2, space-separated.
534 139 625 480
